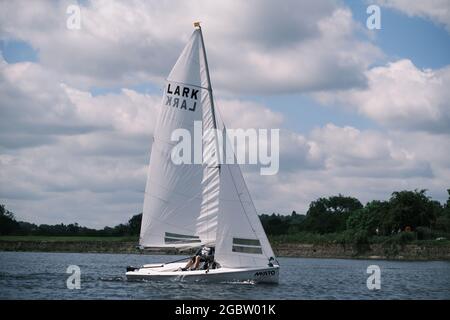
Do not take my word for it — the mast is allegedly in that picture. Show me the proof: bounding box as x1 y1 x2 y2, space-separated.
195 22 221 168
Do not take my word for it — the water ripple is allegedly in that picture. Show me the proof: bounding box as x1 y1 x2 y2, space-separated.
0 252 449 299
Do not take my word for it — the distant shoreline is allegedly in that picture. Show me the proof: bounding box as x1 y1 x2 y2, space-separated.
1 237 449 261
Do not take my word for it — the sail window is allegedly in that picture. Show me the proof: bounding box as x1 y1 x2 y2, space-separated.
164 232 201 244
232 238 263 254
233 238 261 246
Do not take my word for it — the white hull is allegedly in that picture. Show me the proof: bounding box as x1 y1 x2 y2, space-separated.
126 262 279 284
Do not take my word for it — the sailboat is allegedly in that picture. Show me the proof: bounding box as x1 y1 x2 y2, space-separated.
126 23 279 283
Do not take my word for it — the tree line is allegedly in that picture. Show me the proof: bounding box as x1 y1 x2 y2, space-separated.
0 207 142 237
1 189 450 242
260 189 450 243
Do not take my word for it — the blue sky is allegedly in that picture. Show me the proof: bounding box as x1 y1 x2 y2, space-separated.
0 39 38 63
349 1 450 69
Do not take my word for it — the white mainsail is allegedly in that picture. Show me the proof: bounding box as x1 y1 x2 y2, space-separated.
139 29 219 248
139 25 276 269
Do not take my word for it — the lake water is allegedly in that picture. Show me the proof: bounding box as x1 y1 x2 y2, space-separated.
0 251 449 299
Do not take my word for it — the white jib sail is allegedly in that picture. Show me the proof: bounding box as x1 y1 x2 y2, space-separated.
139 29 219 249
213 117 276 268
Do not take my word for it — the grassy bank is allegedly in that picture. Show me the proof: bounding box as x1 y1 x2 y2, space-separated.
0 235 138 242
268 233 450 246
1 235 450 260
0 236 139 254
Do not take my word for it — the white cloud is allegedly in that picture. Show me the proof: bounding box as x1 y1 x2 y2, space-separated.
315 59 450 133
0 0 382 93
247 124 450 215
63 85 160 136
2 55 449 225
0 57 95 149
2 63 450 224
0 56 289 227
308 124 434 178
211 6 382 94
1 1 449 227
0 57 160 227
377 0 450 32
216 99 283 129
0 55 160 149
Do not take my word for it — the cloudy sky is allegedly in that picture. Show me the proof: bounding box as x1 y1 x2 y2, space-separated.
1 0 449 228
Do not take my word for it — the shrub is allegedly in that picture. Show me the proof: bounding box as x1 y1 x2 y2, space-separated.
416 227 435 240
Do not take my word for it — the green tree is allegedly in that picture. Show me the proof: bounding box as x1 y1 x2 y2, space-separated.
384 189 436 232
287 211 306 233
347 200 388 235
446 189 450 209
436 189 450 233
259 213 289 235
128 213 142 235
303 195 363 234
0 205 21 235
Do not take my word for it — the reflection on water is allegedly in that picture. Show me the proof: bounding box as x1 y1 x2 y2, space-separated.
0 251 449 299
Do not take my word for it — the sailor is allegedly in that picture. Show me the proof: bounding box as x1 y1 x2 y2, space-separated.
181 245 214 271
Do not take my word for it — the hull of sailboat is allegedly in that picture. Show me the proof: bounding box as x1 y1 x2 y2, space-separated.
126 262 279 284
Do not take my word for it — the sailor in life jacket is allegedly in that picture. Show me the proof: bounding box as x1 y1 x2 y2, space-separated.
181 246 215 271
